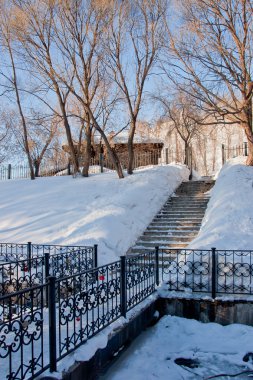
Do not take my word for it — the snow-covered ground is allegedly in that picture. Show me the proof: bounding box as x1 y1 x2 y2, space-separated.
190 156 253 250
0 164 189 265
102 315 253 380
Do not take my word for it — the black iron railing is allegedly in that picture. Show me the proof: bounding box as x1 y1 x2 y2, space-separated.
0 251 156 380
0 242 97 262
0 284 49 379
125 252 156 312
0 247 96 296
2 247 253 380
159 248 253 297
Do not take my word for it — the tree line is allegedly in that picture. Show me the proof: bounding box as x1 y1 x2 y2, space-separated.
0 0 252 179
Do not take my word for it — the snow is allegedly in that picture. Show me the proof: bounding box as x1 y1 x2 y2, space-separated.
39 294 158 379
94 130 163 144
189 156 253 250
101 315 253 380
0 164 189 265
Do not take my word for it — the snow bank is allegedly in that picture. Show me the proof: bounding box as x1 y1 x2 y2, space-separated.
0 165 189 265
189 156 253 250
102 315 253 380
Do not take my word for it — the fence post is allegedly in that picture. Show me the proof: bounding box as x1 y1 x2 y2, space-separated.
27 241 32 269
221 144 225 165
8 164 11 179
44 252 50 278
94 244 98 268
44 252 50 307
48 276 57 372
155 246 159 286
211 247 217 299
244 142 248 157
100 153 104 173
120 256 127 318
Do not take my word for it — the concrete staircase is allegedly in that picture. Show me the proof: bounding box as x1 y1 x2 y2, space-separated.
128 180 214 255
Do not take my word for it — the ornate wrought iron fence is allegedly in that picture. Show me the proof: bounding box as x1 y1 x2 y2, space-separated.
3 247 253 380
0 248 96 296
216 249 253 294
55 261 122 360
159 247 253 297
0 256 44 295
125 252 156 312
160 248 212 293
0 251 157 380
0 242 97 262
0 284 49 380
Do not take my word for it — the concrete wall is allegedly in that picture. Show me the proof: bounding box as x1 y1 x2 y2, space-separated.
161 298 253 326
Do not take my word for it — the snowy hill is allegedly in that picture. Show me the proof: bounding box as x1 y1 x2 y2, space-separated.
0 165 189 265
190 156 253 250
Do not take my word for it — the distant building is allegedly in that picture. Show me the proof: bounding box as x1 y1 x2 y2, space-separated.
63 131 164 169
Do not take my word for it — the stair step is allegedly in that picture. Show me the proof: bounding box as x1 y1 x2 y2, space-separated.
139 235 195 242
134 238 189 249
150 222 201 227
153 217 203 222
157 212 205 216
143 230 197 236
171 194 210 201
163 204 208 207
146 227 200 232
127 179 214 257
130 244 188 252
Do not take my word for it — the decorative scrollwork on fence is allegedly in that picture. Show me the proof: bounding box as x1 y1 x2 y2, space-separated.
57 261 121 358
161 249 211 292
0 285 46 380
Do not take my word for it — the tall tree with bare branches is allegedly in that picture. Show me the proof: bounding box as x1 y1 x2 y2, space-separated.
106 0 166 174
163 0 253 165
158 93 203 166
11 0 80 174
0 3 35 178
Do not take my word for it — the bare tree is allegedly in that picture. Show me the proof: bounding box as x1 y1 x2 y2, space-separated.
0 110 13 163
157 93 203 166
0 4 35 179
163 0 253 165
27 114 59 176
52 0 124 178
11 0 80 174
106 0 166 174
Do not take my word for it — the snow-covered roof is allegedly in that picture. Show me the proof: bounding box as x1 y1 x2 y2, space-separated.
94 130 163 145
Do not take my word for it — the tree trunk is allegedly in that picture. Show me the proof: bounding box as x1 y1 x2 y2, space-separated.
8 43 35 180
87 109 124 179
103 140 124 178
184 143 189 166
242 107 253 166
127 121 136 175
34 160 40 177
246 139 253 165
82 126 91 177
59 105 79 175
